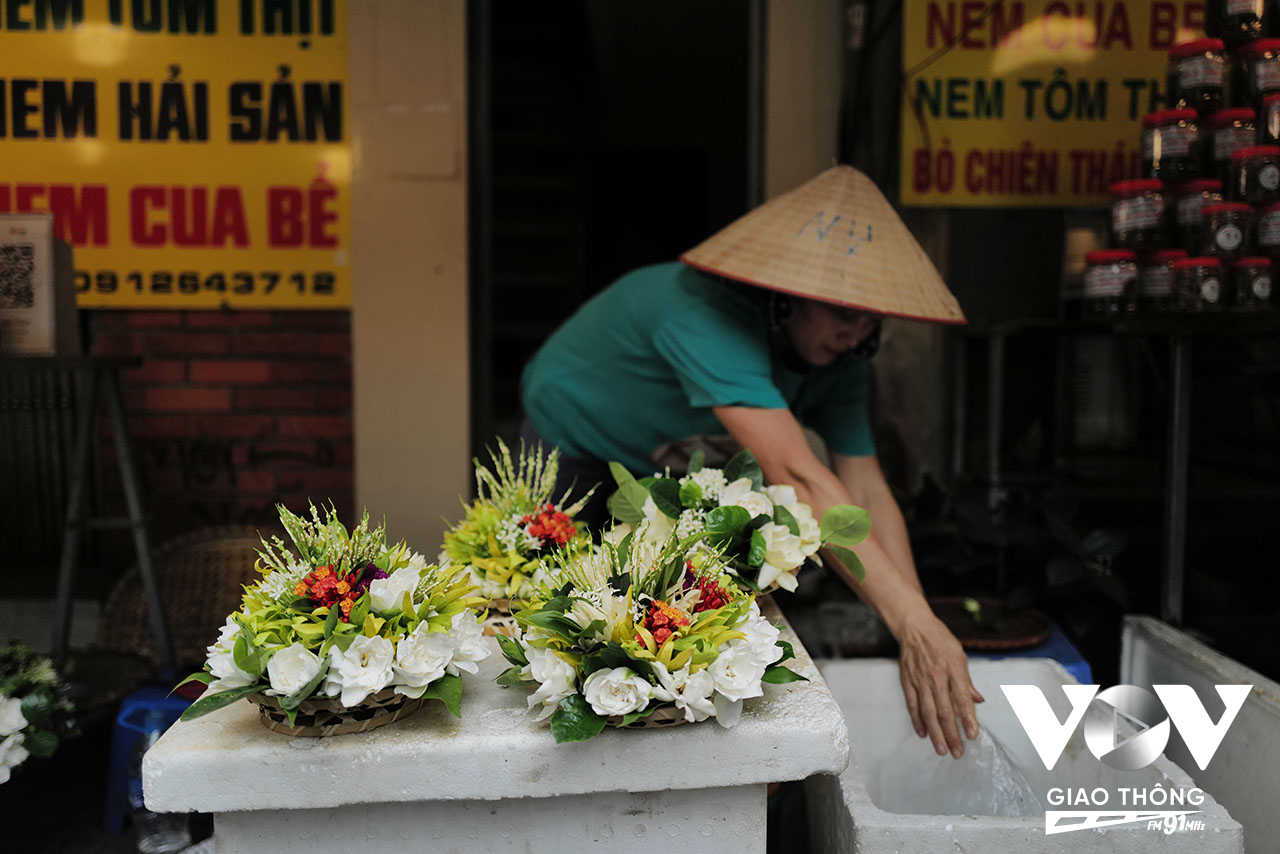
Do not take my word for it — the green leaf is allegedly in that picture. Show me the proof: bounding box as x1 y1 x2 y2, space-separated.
19 693 53 726
774 504 801 537
23 730 58 758
283 706 299 728
774 639 796 666
172 672 214 694
550 694 606 743
323 606 339 639
607 462 650 524
762 665 808 684
348 593 371 628
178 684 262 722
496 634 528 667
749 512 772 530
706 505 751 538
678 479 703 508
278 664 329 711
496 665 527 688
580 644 653 680
649 478 682 519
421 673 464 717
723 449 763 490
687 448 705 474
523 610 583 639
820 505 871 547
826 544 866 583
747 529 767 568
616 531 634 570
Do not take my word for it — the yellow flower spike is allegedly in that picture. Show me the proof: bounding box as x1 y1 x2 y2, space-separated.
669 647 694 672
635 624 657 654
363 614 385 637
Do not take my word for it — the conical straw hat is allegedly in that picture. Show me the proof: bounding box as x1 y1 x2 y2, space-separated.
680 165 964 324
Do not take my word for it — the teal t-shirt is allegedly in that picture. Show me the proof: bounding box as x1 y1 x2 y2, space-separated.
520 262 875 472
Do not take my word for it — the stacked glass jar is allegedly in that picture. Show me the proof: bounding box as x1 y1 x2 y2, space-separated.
1097 5 1280 316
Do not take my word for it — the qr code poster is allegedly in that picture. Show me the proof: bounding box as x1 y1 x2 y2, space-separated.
0 215 56 355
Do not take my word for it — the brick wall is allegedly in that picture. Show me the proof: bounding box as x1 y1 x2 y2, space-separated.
89 309 354 576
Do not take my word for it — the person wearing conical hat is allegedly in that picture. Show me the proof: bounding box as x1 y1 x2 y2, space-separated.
519 166 982 758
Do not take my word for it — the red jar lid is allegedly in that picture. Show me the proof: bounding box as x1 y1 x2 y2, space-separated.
1232 257 1273 267
1170 38 1225 60
1205 108 1256 128
1085 250 1137 264
1263 201 1280 212
1172 257 1224 269
1142 249 1190 264
1230 145 1280 159
1203 202 1252 214
1110 179 1164 196
1239 38 1280 56
1175 179 1224 194
1264 93 1280 106
1142 109 1199 127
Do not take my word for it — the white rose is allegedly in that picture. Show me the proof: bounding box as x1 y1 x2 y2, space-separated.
651 662 716 723
641 497 674 543
0 734 28 783
0 696 27 738
446 611 490 675
738 613 784 667
369 565 422 612
323 635 394 707
710 640 766 703
764 484 798 508
581 666 653 717
213 615 241 651
720 478 774 519
524 647 578 720
755 523 805 591
265 643 323 697
392 622 454 698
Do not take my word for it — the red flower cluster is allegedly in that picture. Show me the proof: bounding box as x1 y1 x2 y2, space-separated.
520 503 577 548
640 599 691 647
294 565 360 621
690 576 731 613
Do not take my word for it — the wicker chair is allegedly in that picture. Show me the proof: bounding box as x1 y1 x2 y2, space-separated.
97 526 267 669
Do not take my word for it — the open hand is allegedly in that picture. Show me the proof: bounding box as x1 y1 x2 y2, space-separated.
896 610 984 758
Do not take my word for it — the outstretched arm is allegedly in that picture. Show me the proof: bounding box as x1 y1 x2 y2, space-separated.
713 405 983 758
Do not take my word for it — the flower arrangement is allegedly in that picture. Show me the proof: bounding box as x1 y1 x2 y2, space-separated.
607 449 871 593
178 503 489 731
0 642 76 784
495 530 807 742
443 439 594 602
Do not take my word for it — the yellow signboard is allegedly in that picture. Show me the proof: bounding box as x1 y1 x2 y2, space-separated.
901 1 1204 207
0 0 350 308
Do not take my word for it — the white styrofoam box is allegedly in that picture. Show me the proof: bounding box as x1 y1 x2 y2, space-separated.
808 658 1243 853
1123 615 1280 854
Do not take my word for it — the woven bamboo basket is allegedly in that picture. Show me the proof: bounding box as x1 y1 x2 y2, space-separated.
247 687 424 737
607 704 690 730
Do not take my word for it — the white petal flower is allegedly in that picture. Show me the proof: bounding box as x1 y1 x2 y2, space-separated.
738 613 784 667
761 522 805 570
764 484 798 508
709 640 766 703
445 611 490 675
641 497 675 542
369 565 422 612
581 667 653 717
206 649 258 693
0 697 26 738
523 647 578 720
0 734 29 783
265 643 323 697
757 560 799 593
651 662 717 723
323 635 395 707
680 468 727 504
712 692 743 728
391 622 454 698
720 478 774 519
787 502 823 557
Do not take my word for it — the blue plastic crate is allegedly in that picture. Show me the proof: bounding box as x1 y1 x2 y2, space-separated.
103 685 192 833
